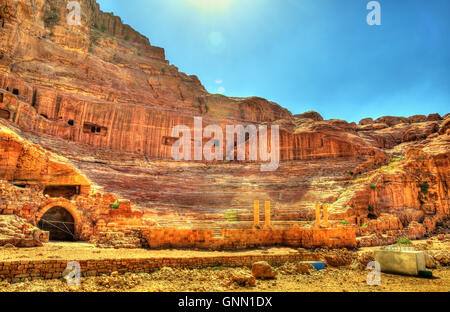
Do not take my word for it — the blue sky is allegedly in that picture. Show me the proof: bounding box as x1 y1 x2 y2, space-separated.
96 0 449 122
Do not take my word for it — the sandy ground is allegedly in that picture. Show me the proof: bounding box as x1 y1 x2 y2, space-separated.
1 266 448 292
0 242 297 262
0 238 448 292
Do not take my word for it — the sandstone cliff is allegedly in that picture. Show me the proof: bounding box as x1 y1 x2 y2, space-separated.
0 121 90 189
0 0 291 159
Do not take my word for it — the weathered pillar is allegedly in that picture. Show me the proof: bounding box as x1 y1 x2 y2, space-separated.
264 201 271 229
14 102 21 123
323 204 329 228
315 203 321 228
253 200 260 228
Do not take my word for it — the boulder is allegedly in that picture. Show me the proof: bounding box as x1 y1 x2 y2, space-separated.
296 263 315 274
251 261 277 279
324 252 354 267
374 116 409 127
407 115 428 123
231 272 256 287
359 118 374 125
433 251 449 266
439 118 450 135
424 252 437 269
427 113 442 121
357 123 388 131
294 111 324 121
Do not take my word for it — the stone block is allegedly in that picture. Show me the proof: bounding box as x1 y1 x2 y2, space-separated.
374 249 426 276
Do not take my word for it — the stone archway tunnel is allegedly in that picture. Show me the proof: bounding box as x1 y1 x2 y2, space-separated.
36 201 81 241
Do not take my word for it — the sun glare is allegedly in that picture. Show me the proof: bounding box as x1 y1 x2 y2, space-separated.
185 0 235 13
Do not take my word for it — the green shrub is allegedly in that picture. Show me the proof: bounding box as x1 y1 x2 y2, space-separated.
436 221 444 227
368 205 374 212
44 8 59 28
100 24 107 32
161 68 166 73
361 223 368 228
111 200 119 210
90 31 100 46
397 237 412 245
370 184 377 190
340 220 348 225
420 182 429 195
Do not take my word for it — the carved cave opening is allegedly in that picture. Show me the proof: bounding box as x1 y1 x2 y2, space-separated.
44 185 80 199
12 88 19 95
31 89 37 107
0 108 10 120
83 122 107 136
0 93 3 103
68 120 74 126
38 207 75 241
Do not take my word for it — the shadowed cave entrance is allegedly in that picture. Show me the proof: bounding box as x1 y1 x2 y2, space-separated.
0 108 10 120
38 207 75 241
44 185 80 199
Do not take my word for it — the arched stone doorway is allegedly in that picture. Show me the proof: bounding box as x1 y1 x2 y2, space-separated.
37 201 81 240
37 206 76 241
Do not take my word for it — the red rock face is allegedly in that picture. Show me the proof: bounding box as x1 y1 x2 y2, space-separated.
0 0 383 163
0 0 292 161
0 123 90 188
0 0 448 247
